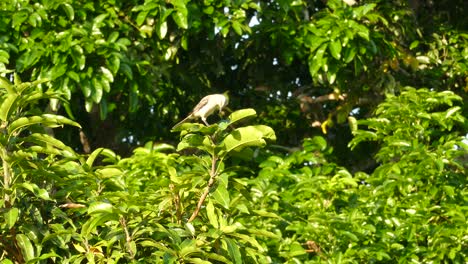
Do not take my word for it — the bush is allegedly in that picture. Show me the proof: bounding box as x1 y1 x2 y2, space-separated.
1 78 467 263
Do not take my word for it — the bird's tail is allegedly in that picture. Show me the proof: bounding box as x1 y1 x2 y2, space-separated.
171 115 193 130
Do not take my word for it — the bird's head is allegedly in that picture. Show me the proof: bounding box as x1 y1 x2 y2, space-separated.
221 91 230 108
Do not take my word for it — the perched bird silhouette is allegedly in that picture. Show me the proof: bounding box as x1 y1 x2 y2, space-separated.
172 92 229 129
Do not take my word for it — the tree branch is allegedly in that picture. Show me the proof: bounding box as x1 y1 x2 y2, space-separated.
188 155 218 222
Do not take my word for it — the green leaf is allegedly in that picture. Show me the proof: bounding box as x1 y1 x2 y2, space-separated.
177 134 213 154
96 168 122 179
288 242 306 257
25 185 46 202
353 3 376 18
100 98 108 120
308 43 327 77
329 39 342 60
24 133 76 157
100 66 114 83
341 231 359 242
91 78 103 103
225 238 242 264
62 3 74 20
108 55 121 75
343 46 357 63
0 76 16 95
231 21 243 36
12 10 29 29
229 233 264 251
136 11 148 26
50 64 67 79
19 182 52 200
252 210 282 219
8 114 81 135
203 6 214 15
4 208 19 229
25 146 60 156
444 106 461 119
86 148 117 168
212 184 230 209
28 12 40 27
390 140 411 147
157 21 168 39
217 125 276 157
228 108 257 125
100 77 110 93
28 253 61 263
16 234 35 261
0 49 10 64
108 32 119 43
71 45 86 70
186 258 211 264
93 13 109 26
81 212 117 238
247 228 280 239
129 83 138 111
304 136 328 152
67 71 80 83
206 200 219 228
172 9 188 29
179 240 201 257
0 94 19 121
87 201 113 214
85 99 93 112
348 116 358 133
81 79 92 98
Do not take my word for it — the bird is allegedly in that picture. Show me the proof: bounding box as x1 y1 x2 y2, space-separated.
172 92 229 129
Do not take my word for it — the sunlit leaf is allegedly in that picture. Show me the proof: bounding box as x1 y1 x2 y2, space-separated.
87 202 113 214
206 200 218 228
217 125 276 157
329 39 342 60
4 208 19 229
16 234 35 261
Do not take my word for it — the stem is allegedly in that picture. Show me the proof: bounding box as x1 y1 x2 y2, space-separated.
170 184 182 224
2 152 11 205
119 216 134 258
188 155 218 223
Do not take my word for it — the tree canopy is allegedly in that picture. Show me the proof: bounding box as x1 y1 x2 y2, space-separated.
0 0 467 263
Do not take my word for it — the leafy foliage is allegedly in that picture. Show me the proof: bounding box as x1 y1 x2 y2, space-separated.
1 0 468 263
1 0 465 153
0 74 82 263
2 72 467 262
349 88 467 262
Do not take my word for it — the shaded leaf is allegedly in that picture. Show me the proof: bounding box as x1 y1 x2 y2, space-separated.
225 238 242 264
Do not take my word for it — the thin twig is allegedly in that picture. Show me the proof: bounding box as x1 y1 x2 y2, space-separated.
2 154 11 205
119 216 134 258
170 184 182 224
188 155 218 222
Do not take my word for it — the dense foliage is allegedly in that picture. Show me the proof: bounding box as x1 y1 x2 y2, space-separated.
1 0 467 263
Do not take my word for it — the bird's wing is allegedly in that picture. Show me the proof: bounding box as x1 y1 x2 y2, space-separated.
172 95 210 129
191 96 210 115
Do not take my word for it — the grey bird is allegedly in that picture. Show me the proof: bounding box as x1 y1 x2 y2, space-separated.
172 92 229 129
